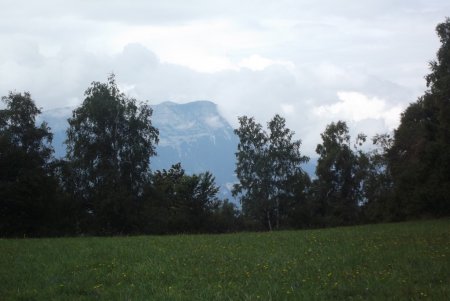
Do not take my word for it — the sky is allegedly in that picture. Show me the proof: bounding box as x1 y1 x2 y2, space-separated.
1 0 449 156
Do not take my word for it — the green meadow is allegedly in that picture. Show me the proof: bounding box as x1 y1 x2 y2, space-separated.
1 219 449 300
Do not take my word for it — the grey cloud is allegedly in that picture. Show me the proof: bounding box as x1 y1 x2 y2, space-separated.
1 1 448 155
0 41 414 155
2 39 429 135
3 0 448 28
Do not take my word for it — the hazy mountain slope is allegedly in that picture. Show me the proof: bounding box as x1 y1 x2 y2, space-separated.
40 101 239 199
40 100 316 201
150 101 239 199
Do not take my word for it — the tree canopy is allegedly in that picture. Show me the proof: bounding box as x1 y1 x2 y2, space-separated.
312 121 366 226
65 74 159 234
388 18 450 218
0 92 59 236
233 114 309 230
1 18 450 237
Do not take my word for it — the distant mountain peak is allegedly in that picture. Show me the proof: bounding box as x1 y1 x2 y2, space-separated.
40 100 239 201
152 100 219 114
157 101 178 106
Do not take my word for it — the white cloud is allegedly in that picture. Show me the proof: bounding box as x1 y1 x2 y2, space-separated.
110 19 268 73
281 104 295 115
313 63 357 86
1 1 449 156
238 55 295 71
306 91 403 154
314 91 403 130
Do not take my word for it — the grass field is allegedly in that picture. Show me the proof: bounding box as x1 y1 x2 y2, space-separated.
1 219 449 300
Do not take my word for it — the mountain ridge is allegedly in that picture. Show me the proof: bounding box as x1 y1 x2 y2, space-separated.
40 100 317 202
40 100 239 200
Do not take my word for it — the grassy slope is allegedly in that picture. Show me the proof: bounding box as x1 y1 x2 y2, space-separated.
0 219 449 300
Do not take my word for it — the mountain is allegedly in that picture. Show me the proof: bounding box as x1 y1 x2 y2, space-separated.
150 101 239 200
39 100 317 202
39 101 239 200
38 106 73 158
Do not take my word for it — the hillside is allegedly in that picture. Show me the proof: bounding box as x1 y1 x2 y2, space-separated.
1 219 448 300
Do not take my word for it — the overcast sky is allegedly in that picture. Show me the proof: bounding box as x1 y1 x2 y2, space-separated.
1 0 449 156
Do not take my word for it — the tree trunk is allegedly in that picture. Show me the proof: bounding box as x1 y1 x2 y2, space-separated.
267 210 272 231
276 198 280 230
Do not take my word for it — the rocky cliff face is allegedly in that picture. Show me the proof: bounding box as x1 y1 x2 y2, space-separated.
151 101 239 199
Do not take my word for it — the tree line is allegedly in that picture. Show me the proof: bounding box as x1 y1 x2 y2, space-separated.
0 75 243 237
1 19 449 237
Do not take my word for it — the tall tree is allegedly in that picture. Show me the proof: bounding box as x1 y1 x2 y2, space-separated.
268 115 310 229
313 121 365 226
233 114 309 230
388 18 450 218
0 92 59 236
361 134 395 222
65 74 159 234
233 116 269 229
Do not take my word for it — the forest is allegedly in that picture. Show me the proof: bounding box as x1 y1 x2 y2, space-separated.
1 19 449 237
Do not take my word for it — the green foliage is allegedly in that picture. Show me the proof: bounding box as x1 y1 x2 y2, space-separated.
0 92 63 237
233 114 309 230
1 219 448 300
147 163 226 234
389 18 450 218
2 18 449 236
209 199 243 233
65 74 159 234
232 116 269 228
313 121 366 226
360 134 395 222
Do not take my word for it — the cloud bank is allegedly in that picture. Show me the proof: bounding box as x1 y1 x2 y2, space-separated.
1 0 449 156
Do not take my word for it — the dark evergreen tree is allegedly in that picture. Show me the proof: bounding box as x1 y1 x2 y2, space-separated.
0 92 60 237
388 18 450 218
65 74 159 234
